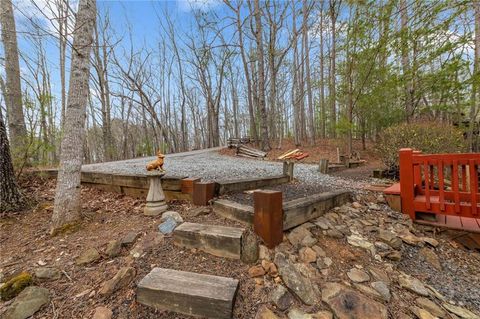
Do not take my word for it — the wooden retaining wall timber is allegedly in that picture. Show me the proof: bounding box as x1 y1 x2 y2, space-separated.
34 169 190 201
282 190 352 230
216 175 290 195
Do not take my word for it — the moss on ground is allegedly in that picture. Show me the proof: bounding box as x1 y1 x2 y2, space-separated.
0 272 33 301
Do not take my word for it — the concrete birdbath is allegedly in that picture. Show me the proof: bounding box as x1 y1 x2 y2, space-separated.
144 171 168 216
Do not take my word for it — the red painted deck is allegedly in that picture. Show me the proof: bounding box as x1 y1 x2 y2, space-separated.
384 149 480 233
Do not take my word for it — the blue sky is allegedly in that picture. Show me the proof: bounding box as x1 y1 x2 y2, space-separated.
5 0 226 113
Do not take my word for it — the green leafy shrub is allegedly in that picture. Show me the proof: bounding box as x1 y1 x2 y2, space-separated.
377 121 467 173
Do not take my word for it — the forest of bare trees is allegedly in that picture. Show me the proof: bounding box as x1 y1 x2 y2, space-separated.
0 0 478 164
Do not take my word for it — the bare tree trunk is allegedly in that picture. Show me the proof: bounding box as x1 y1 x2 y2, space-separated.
400 0 413 122
58 0 69 128
329 0 337 138
0 107 25 212
0 0 28 160
51 0 96 233
319 3 326 138
303 0 315 144
254 0 270 151
469 1 480 151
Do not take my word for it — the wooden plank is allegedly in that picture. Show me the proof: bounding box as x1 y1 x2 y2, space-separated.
452 161 460 213
282 190 351 230
212 199 254 225
137 268 239 319
174 222 244 259
217 175 290 195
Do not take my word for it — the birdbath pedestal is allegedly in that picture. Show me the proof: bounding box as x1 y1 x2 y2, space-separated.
144 171 168 216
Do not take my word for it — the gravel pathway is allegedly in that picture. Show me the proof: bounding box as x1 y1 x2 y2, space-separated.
82 149 372 190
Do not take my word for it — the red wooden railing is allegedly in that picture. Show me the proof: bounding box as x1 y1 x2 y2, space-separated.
399 148 480 222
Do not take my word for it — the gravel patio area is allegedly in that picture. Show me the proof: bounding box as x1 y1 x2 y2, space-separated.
81 149 373 191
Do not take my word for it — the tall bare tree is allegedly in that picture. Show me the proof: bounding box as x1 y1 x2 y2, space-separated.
1 0 28 160
253 0 270 151
51 0 96 233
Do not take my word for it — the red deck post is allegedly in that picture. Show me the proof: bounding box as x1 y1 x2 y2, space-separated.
399 148 415 220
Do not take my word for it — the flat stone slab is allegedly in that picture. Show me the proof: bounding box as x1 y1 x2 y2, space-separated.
174 222 245 259
137 268 239 319
213 199 254 225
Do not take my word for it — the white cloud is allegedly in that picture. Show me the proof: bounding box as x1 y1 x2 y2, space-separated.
13 0 78 38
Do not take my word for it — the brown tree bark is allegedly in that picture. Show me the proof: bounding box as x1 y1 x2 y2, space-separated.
400 0 413 122
329 0 337 138
468 1 480 151
0 0 28 160
303 0 315 144
0 107 25 212
254 0 270 151
51 0 96 233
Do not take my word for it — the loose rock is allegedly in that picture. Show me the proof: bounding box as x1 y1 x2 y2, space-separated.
287 227 312 247
442 303 479 319
398 274 430 297
410 306 437 319
419 247 442 270
105 240 122 258
378 229 402 249
76 248 101 265
299 247 317 263
255 305 279 319
321 282 388 319
160 211 183 223
2 286 50 319
270 285 293 311
99 267 136 296
275 253 318 305
121 232 141 246
92 306 113 319
157 217 178 234
34 267 61 281
248 265 266 278
347 268 370 283
415 298 446 318
371 281 391 302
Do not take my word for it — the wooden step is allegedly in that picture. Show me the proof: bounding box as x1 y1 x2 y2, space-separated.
137 268 239 319
213 199 254 225
174 222 245 259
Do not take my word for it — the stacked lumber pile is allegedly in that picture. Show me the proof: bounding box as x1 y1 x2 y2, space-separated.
236 145 267 159
227 137 256 148
278 149 309 161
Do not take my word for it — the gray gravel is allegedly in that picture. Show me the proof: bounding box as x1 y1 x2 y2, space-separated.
82 149 370 190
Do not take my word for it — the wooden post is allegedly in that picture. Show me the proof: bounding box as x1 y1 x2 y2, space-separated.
318 159 329 174
283 161 294 181
253 190 283 248
193 182 215 206
413 150 422 188
181 177 201 194
399 148 415 220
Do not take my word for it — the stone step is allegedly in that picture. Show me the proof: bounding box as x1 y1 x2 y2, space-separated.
137 268 239 319
174 222 245 259
213 199 254 225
